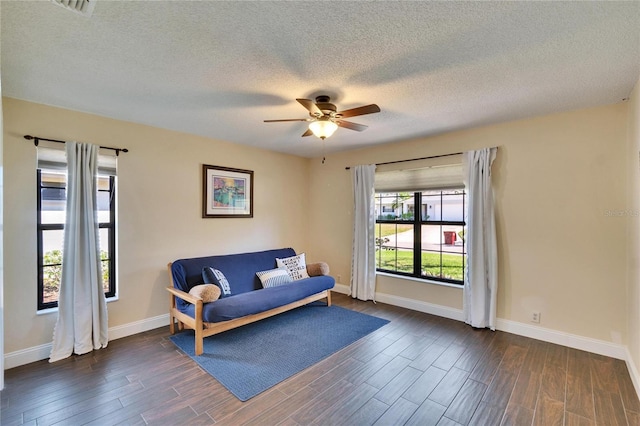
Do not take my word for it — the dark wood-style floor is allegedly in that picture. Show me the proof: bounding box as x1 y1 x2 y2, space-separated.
2 293 639 425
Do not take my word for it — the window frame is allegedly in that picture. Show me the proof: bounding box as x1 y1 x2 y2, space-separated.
36 169 116 311
375 189 466 285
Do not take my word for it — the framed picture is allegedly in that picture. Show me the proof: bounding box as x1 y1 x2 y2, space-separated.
202 164 253 218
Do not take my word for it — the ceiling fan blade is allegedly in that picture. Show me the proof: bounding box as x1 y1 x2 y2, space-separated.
264 118 311 123
337 120 368 132
296 98 323 117
337 104 381 118
301 128 313 137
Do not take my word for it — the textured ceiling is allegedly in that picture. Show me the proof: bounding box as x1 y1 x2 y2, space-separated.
2 1 639 158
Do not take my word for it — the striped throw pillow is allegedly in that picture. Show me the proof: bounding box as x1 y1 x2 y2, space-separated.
256 267 293 288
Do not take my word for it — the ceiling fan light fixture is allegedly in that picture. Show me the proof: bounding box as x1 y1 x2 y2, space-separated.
309 119 338 140
264 95 380 139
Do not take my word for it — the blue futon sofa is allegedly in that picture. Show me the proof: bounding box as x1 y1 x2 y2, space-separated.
167 248 335 355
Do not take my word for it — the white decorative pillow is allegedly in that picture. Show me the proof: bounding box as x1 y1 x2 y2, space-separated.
256 267 293 288
276 253 310 281
188 284 221 303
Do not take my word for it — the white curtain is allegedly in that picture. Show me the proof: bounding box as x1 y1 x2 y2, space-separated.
50 141 108 362
350 164 377 301
463 147 498 330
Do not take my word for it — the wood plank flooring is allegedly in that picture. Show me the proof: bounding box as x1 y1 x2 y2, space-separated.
2 293 639 425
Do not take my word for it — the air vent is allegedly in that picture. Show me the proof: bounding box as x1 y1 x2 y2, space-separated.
50 0 96 17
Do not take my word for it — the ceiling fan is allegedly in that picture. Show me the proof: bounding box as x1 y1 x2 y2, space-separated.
264 95 381 140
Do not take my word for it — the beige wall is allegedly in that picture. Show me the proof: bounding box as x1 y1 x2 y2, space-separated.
628 78 640 371
1 95 633 359
2 97 310 354
308 102 629 344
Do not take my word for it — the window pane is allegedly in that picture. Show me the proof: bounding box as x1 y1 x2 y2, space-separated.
441 191 465 222
376 193 398 220
421 191 440 221
99 228 110 293
42 264 61 304
97 191 111 223
421 224 465 281
395 193 414 221
101 260 110 293
97 176 111 191
98 228 110 258
41 171 66 225
421 190 465 222
97 176 112 223
421 251 465 281
43 230 64 264
42 229 64 305
375 222 413 273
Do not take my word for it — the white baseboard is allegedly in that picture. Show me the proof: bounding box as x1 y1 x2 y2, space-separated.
108 313 169 341
333 284 464 322
332 283 350 294
333 284 636 397
625 347 640 402
336 286 626 359
495 318 626 360
375 292 465 322
4 314 169 370
4 342 54 370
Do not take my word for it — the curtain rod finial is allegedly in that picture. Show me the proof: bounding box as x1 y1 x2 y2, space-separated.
24 135 39 146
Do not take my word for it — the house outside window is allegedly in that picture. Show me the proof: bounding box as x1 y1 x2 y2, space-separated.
37 167 116 311
375 189 466 285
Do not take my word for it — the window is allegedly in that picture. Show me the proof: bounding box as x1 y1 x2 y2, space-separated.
37 169 116 310
375 189 466 285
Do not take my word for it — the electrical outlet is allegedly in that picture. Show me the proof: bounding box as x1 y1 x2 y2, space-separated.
337 274 342 283
531 311 541 324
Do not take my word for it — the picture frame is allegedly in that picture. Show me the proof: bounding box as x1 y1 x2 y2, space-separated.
202 164 253 218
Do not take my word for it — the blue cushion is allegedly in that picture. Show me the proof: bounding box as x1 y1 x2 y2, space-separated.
170 248 297 311
202 267 232 297
182 275 335 322
256 267 293 288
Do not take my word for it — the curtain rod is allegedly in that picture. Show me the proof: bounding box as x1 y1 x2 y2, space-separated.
24 135 129 156
344 152 463 170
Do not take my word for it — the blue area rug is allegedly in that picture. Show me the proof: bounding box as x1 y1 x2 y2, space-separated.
169 303 389 401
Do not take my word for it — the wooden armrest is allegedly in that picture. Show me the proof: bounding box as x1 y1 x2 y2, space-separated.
307 262 330 277
166 286 201 304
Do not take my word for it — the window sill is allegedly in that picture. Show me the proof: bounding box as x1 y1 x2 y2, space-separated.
376 271 464 289
36 295 119 315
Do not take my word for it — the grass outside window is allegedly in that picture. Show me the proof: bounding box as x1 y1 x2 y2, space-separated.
377 249 464 281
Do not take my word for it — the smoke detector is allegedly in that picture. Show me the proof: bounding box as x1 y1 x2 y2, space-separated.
50 0 96 17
